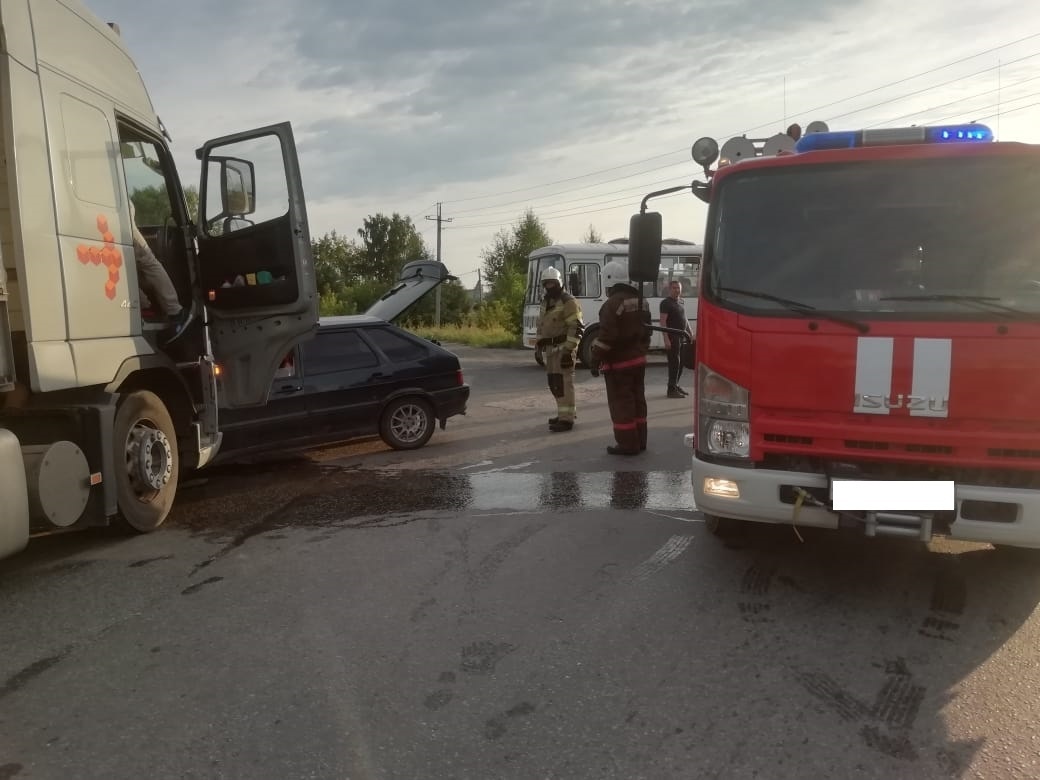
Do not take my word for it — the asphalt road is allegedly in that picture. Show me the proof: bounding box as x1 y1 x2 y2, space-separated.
2 347 1039 779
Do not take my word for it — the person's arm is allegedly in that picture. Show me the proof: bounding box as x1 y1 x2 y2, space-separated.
660 299 671 349
592 299 615 359
563 298 582 353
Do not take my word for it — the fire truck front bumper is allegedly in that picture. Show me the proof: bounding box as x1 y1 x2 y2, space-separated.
690 452 1040 549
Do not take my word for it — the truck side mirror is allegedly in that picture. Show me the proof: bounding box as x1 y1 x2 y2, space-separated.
218 156 256 217
628 212 663 284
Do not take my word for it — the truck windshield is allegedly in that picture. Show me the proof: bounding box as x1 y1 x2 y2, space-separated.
708 156 1040 317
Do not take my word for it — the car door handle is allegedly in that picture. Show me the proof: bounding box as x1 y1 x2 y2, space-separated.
274 384 301 394
369 372 385 380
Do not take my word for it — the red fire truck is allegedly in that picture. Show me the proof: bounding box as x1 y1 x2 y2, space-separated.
630 122 1040 550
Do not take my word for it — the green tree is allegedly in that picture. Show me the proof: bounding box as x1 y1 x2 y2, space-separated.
357 213 431 285
128 184 199 225
582 224 603 243
184 185 199 224
480 209 551 334
312 230 363 296
129 185 170 225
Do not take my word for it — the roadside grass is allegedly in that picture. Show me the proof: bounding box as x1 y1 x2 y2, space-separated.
408 324 521 349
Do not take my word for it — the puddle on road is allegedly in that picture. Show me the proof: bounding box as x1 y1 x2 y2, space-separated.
175 465 697 543
322 468 697 518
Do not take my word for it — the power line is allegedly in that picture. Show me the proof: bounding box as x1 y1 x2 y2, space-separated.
438 32 1040 208
446 191 689 232
425 202 453 326
866 71 1040 127
443 45 1040 220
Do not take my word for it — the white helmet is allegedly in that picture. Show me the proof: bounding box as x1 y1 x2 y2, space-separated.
540 267 563 284
602 259 630 290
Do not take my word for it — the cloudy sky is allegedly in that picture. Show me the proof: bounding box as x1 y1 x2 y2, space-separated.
88 0 1040 287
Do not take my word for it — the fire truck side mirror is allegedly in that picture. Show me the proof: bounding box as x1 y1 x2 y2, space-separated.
628 212 663 284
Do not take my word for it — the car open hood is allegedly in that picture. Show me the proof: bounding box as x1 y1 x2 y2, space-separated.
365 260 455 322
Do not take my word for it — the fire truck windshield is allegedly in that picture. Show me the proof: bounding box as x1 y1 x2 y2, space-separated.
707 156 1040 318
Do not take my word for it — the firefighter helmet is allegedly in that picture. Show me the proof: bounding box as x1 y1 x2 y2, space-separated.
602 260 630 290
540 267 563 284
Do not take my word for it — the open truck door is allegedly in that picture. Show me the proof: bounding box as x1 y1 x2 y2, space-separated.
196 122 318 408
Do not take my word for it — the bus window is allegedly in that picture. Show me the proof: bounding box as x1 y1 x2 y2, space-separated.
567 263 601 298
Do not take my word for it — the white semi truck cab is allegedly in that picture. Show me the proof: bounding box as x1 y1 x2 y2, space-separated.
0 0 319 559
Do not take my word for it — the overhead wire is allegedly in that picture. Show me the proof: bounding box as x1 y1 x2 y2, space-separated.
448 46 1040 221
438 32 1040 211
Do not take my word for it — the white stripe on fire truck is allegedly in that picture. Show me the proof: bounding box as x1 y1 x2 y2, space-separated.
854 337 894 415
910 338 952 419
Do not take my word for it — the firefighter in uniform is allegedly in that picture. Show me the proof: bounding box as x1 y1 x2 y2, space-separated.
590 260 651 455
535 267 583 432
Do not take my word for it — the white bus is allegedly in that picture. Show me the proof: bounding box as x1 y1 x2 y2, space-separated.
522 239 703 367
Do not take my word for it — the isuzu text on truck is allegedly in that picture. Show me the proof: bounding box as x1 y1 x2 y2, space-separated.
0 0 319 560
628 121 1040 550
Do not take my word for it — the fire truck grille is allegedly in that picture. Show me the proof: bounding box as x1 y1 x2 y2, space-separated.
989 448 1040 460
761 454 1040 490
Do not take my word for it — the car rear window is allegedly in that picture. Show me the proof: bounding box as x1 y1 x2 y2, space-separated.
365 327 429 363
303 330 380 374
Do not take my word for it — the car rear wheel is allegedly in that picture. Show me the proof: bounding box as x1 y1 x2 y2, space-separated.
380 397 435 450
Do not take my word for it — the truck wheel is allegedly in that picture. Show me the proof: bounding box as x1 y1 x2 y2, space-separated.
113 390 178 533
578 327 599 369
705 514 743 538
380 397 435 450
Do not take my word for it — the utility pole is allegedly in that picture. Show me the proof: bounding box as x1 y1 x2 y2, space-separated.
477 269 483 305
426 202 452 327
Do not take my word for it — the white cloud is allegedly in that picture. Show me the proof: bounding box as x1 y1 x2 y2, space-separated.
89 0 1040 283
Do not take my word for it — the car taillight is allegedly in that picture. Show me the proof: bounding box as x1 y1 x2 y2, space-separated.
456 370 464 386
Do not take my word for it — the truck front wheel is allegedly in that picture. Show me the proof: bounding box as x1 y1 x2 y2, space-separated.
113 390 178 533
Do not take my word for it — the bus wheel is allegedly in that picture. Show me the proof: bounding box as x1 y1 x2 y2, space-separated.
578 327 599 369
113 390 178 533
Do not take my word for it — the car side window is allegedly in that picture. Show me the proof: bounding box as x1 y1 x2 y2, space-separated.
365 327 429 363
302 331 379 375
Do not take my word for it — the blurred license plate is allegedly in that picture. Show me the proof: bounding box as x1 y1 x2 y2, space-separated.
830 479 955 511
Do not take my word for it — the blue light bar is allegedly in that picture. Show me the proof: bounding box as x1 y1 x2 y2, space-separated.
927 124 993 142
795 123 993 153
795 130 860 152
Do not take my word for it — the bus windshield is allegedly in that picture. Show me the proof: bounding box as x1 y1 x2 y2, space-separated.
527 255 565 305
709 156 1040 316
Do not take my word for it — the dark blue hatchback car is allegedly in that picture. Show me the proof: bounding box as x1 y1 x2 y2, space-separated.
215 261 470 461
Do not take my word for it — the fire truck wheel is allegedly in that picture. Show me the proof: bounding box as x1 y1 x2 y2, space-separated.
112 390 178 533
704 514 743 538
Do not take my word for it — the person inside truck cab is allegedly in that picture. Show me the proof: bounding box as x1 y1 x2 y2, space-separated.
129 200 190 337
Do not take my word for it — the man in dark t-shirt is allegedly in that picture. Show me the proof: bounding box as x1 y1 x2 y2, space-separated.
659 280 692 398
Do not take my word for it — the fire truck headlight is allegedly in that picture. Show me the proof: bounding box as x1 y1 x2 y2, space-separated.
698 364 750 458
703 420 751 458
697 364 749 420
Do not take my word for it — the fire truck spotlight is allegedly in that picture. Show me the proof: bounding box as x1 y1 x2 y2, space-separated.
704 478 740 499
692 137 719 168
